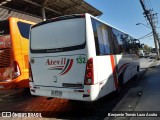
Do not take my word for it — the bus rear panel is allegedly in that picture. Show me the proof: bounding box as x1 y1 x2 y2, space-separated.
30 14 99 101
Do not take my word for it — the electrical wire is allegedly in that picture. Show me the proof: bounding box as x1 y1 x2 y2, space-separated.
138 32 152 39
146 0 150 9
148 0 153 10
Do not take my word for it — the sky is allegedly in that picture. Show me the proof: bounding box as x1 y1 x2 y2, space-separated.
85 0 160 48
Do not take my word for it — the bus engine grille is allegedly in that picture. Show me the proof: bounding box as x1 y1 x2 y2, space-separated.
0 48 11 68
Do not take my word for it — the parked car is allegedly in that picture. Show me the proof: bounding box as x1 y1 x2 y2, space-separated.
139 50 145 58
144 52 150 58
149 52 157 59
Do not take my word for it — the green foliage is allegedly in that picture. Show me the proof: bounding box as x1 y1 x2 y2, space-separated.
139 44 152 52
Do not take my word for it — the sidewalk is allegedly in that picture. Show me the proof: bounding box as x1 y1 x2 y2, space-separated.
140 58 156 69
105 60 160 120
130 61 160 120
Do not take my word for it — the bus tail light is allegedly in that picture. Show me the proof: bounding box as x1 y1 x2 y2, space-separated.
13 61 21 79
84 58 94 85
29 62 33 82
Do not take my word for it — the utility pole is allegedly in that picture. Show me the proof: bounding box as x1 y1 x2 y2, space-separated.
139 0 160 59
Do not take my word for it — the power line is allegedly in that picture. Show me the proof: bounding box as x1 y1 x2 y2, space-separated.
146 0 151 9
140 34 153 39
148 0 153 10
138 32 152 39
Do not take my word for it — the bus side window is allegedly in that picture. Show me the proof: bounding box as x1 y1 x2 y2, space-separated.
97 25 111 55
96 24 106 54
111 28 123 54
91 19 100 55
101 26 111 54
91 18 112 55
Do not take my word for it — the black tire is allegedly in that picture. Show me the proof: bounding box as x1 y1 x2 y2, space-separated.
117 74 124 93
119 74 123 88
137 65 140 72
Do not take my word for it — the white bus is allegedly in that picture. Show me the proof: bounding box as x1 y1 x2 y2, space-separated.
29 13 140 101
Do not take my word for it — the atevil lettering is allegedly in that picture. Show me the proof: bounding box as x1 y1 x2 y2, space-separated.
46 58 74 75
46 58 66 65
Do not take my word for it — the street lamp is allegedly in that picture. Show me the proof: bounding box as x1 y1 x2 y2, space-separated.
136 23 151 29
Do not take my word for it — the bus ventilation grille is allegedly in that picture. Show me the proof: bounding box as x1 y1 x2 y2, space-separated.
0 48 11 68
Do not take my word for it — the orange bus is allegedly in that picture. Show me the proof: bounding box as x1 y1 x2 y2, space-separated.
0 17 35 89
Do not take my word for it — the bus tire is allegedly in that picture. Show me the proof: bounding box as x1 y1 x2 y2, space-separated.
117 74 124 93
137 65 140 72
134 65 140 78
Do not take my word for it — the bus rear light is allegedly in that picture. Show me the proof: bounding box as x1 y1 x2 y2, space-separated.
87 62 93 68
87 71 92 77
87 89 91 93
13 61 20 79
29 62 33 82
84 58 94 85
86 79 92 84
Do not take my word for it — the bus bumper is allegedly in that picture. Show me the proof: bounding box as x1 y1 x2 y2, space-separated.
29 82 100 102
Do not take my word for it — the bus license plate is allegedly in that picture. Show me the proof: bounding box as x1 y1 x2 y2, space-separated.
51 90 62 97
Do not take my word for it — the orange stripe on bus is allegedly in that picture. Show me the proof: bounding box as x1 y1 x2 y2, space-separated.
110 55 118 89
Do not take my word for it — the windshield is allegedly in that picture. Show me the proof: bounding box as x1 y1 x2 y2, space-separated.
31 18 86 53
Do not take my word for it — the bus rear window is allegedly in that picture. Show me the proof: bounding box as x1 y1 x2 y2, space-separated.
17 22 32 39
30 18 86 53
0 20 9 36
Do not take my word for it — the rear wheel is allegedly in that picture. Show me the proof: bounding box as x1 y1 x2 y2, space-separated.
117 74 124 93
135 65 140 78
137 65 140 72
